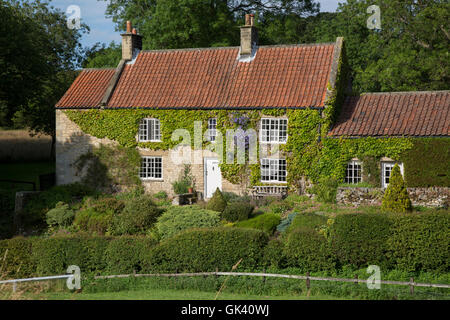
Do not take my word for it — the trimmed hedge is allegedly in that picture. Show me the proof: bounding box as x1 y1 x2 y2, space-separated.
0 237 34 278
143 228 269 272
330 213 393 269
287 212 328 233
284 227 335 272
222 202 255 222
387 212 449 272
235 213 281 234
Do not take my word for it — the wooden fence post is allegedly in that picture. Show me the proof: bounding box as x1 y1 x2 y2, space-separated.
354 274 358 284
263 269 266 285
410 277 414 295
306 272 311 297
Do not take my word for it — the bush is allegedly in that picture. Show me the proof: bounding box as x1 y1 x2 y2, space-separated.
153 191 168 200
284 227 335 272
172 164 195 194
235 213 281 234
0 237 34 277
262 239 287 269
330 213 393 269
84 197 125 214
381 164 412 213
104 236 157 274
387 212 449 272
287 212 328 233
144 228 269 272
73 208 113 235
206 188 227 213
109 195 162 235
153 206 221 240
45 202 75 228
222 192 239 203
283 194 310 207
310 176 338 203
222 202 254 222
268 200 292 215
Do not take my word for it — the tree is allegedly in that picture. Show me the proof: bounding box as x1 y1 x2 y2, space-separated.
381 164 412 213
82 41 121 68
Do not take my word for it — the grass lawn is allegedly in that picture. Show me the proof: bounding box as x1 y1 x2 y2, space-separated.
0 161 55 191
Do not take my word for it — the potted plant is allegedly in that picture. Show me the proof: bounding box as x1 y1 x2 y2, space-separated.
188 186 194 194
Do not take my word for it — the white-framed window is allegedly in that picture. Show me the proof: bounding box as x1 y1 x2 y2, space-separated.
207 118 217 142
344 160 362 184
138 118 161 142
140 156 163 180
260 118 288 144
260 158 287 183
381 162 404 188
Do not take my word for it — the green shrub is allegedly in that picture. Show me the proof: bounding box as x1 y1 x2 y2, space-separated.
109 195 162 235
262 239 287 269
45 202 75 228
381 164 412 213
172 164 195 194
284 227 335 272
235 213 281 234
206 188 227 213
0 237 34 277
153 205 221 240
172 180 190 195
387 212 449 272
222 202 254 222
330 213 393 269
73 208 113 235
283 194 310 207
144 228 268 272
268 200 292 215
310 176 339 203
222 192 239 203
287 212 328 233
84 197 125 214
153 191 168 200
104 236 157 274
32 236 111 276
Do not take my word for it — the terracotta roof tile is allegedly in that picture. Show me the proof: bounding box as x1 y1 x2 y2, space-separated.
329 91 450 137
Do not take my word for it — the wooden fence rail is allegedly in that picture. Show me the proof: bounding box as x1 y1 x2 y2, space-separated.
94 271 450 291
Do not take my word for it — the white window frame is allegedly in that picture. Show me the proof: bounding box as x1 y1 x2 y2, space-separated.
344 160 362 184
381 162 404 188
260 118 288 144
207 118 217 142
138 118 161 142
140 156 163 180
260 158 287 183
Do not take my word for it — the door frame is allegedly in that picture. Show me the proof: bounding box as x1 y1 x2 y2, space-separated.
204 157 221 199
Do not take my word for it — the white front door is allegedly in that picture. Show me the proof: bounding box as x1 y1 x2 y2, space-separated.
204 158 222 198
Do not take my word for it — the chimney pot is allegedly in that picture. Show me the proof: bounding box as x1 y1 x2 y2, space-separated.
126 21 132 33
240 14 258 58
245 14 251 26
132 28 137 34
121 21 142 61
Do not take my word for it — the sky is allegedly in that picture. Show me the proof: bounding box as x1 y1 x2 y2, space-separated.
51 0 341 48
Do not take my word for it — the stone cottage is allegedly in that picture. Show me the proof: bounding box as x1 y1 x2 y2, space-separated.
55 16 449 204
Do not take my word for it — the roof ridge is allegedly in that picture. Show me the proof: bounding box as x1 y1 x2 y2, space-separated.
140 42 336 54
82 68 116 71
360 90 450 96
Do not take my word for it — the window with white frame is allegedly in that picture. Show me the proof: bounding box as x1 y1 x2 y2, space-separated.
381 162 404 188
260 118 288 143
260 158 287 183
344 160 362 184
138 118 161 142
207 118 217 142
140 157 163 180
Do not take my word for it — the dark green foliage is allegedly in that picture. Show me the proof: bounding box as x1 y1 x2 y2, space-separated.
32 236 111 276
387 212 450 272
221 192 240 203
262 239 287 269
73 208 113 235
144 228 268 273
206 188 227 213
84 197 125 215
109 196 162 235
104 236 158 274
287 212 328 233
154 206 221 240
235 213 281 234
222 202 254 222
0 237 34 277
284 227 335 272
172 164 194 194
153 191 168 200
0 190 15 239
310 176 339 203
45 201 75 228
330 213 393 269
400 138 450 187
268 200 292 215
382 164 412 213
361 156 381 187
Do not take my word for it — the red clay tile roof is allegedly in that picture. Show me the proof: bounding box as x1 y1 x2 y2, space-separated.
329 91 450 137
56 43 336 109
56 68 115 108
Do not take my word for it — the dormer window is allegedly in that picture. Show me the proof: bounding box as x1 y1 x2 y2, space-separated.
138 118 161 142
260 118 288 144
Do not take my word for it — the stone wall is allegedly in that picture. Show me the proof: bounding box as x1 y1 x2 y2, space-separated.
55 110 243 197
337 187 449 208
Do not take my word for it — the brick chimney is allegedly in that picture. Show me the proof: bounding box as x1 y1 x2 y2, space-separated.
121 21 142 61
240 14 258 58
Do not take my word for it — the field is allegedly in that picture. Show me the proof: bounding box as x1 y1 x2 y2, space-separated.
0 129 52 162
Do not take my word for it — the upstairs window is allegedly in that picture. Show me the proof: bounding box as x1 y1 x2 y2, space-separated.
344 160 362 184
381 162 404 188
260 118 288 143
207 118 217 142
139 118 161 142
140 156 163 180
261 158 287 183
